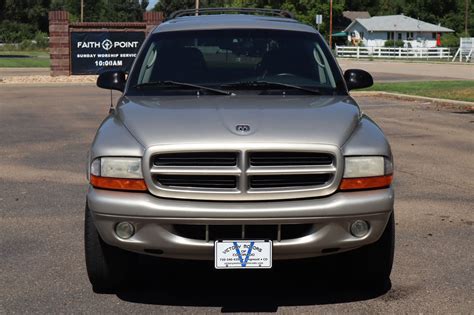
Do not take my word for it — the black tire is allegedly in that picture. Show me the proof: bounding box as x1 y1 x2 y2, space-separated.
349 212 395 286
84 204 137 293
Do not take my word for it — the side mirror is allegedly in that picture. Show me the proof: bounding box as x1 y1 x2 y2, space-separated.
97 70 126 92
344 69 373 91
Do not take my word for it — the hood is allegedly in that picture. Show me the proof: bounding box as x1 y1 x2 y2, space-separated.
116 95 361 148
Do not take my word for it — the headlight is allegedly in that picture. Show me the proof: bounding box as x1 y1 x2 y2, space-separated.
93 157 143 179
90 157 147 191
340 156 393 190
344 156 386 178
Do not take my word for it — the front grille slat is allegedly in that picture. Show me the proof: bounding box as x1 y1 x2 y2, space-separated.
250 174 331 188
249 152 333 166
155 152 237 166
157 175 237 189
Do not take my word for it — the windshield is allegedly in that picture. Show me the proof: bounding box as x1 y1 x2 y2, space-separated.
127 29 346 95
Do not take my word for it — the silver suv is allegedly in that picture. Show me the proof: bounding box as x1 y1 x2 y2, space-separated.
85 8 394 292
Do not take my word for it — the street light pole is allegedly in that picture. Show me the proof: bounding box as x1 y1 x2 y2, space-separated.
465 0 469 34
80 0 84 22
329 0 333 48
195 0 199 16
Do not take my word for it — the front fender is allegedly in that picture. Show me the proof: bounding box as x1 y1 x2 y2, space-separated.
342 114 392 159
87 115 145 179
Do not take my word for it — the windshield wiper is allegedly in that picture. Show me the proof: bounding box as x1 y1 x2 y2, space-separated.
222 81 321 95
134 80 233 96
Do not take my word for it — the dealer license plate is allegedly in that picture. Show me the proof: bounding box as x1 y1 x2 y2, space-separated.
214 240 272 269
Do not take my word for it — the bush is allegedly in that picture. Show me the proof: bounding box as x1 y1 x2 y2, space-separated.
441 33 460 47
384 40 405 47
19 40 35 50
0 21 35 43
33 32 49 49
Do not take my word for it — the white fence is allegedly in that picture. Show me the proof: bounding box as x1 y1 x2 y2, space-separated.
452 38 474 62
335 46 454 60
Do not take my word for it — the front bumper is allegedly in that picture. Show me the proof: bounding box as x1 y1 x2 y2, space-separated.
88 187 394 260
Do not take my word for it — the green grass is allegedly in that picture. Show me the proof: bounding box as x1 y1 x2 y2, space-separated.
0 50 50 67
365 80 474 102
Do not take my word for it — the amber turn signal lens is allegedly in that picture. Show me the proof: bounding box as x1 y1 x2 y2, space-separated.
339 175 393 191
90 175 148 191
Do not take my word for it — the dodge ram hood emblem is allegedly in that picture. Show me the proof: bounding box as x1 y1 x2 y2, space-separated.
235 124 251 134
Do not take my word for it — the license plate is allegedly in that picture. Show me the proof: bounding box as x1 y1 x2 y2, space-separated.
214 240 272 269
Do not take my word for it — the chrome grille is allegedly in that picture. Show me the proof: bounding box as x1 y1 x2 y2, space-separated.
144 144 342 201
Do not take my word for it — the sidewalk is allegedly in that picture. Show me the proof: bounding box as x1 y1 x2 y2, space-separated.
0 67 50 77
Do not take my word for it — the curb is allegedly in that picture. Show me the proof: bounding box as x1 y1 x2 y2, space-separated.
336 58 474 66
0 82 96 87
351 91 474 110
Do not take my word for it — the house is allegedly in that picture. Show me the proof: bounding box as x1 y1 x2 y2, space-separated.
344 14 454 48
342 11 371 23
332 12 371 46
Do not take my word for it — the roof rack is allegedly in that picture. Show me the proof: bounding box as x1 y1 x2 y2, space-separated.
168 7 295 20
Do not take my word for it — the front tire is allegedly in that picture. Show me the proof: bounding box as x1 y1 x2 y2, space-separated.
349 212 395 286
84 205 137 293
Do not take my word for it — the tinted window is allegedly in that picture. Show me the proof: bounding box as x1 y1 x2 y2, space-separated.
127 29 345 94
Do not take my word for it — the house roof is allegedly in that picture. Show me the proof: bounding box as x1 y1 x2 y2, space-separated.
344 14 454 33
342 11 370 22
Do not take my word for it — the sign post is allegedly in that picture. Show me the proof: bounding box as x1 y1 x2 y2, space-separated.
329 0 333 48
315 14 322 32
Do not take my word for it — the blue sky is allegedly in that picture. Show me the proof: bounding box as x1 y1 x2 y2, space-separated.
147 0 159 10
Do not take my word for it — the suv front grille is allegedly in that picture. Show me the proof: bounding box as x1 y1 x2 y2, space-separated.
144 145 341 201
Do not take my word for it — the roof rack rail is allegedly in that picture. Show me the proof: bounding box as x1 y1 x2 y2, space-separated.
168 7 295 20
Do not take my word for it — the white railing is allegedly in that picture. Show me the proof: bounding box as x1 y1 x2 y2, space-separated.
452 38 474 62
452 48 473 62
335 46 454 60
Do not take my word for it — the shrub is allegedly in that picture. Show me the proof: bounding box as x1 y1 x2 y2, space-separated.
384 40 405 47
0 21 35 43
19 40 38 50
33 32 49 49
440 33 460 47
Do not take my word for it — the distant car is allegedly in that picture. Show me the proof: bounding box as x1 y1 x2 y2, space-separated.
85 8 394 292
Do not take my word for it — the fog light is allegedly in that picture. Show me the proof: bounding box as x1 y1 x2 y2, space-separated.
115 222 135 239
350 220 369 238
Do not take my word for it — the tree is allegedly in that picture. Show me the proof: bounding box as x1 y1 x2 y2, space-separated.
154 0 195 17
106 0 147 22
0 0 6 20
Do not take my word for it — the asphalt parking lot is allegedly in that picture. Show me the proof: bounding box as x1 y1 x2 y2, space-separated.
0 85 473 313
